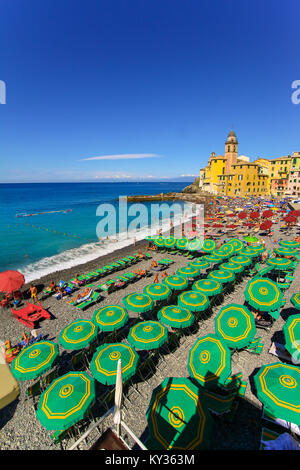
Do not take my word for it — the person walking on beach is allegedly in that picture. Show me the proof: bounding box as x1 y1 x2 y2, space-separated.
153 273 159 283
29 284 38 304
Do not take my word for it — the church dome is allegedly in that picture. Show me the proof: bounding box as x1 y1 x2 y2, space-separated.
226 130 238 144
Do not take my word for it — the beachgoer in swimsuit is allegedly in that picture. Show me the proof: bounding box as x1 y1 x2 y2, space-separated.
28 284 38 304
69 288 92 304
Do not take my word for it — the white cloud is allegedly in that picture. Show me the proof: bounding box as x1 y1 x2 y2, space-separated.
180 174 198 177
81 153 160 161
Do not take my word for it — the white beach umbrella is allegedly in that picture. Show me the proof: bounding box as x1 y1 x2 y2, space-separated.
113 359 123 437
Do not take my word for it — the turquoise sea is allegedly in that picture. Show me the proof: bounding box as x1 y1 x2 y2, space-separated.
0 182 190 281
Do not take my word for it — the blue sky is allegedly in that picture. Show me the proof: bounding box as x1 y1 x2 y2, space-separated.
1 0 300 182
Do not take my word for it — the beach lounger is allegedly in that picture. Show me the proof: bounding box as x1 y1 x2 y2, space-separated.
69 291 101 310
97 280 116 294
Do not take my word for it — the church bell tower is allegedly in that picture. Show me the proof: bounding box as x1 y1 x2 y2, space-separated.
225 130 238 173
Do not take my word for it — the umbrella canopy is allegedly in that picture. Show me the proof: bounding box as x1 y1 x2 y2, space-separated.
215 244 235 257
59 319 98 350
11 341 59 381
177 291 210 313
127 321 168 350
266 257 293 270
192 279 222 296
176 238 189 250
274 246 298 257
203 254 223 264
0 270 25 293
188 334 232 389
230 255 252 266
291 293 300 310
162 275 188 291
122 293 154 313
220 261 244 274
260 220 273 231
163 236 176 248
215 304 256 350
143 283 172 301
90 343 139 385
158 305 195 329
262 210 273 218
212 249 230 259
243 236 259 244
254 363 300 425
249 211 260 219
283 314 300 359
154 237 165 247
226 239 244 252
279 240 300 248
188 259 210 270
239 248 259 257
36 372 96 430
238 211 247 220
244 278 283 312
146 377 213 450
92 305 129 332
208 269 235 284
201 240 216 252
284 215 297 225
187 238 202 251
176 266 200 279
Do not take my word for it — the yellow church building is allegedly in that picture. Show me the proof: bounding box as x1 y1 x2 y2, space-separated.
199 130 296 198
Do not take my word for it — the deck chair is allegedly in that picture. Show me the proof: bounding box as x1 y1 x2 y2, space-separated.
71 350 87 371
260 427 281 450
41 368 58 390
69 291 101 310
203 389 237 415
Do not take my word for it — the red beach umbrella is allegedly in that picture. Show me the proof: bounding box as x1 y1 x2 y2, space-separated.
289 210 300 218
238 212 247 220
284 215 297 225
0 270 25 294
226 213 236 218
260 220 272 230
226 224 238 229
262 210 273 218
243 222 255 227
249 211 260 219
213 224 224 228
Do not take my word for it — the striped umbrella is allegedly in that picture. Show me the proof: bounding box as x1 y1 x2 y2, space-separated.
164 236 176 248
158 305 195 329
143 283 172 301
279 240 300 248
201 239 216 252
178 291 210 313
220 261 244 274
266 257 293 270
176 266 200 279
36 372 96 430
11 341 59 381
127 321 168 350
214 244 235 257
226 239 244 252
188 334 232 389
283 314 300 360
208 269 235 284
192 279 222 296
291 293 300 310
254 363 300 425
92 305 129 332
274 246 298 257
123 293 154 314
239 248 259 257
203 254 223 264
230 255 252 266
188 259 210 270
162 275 188 291
215 304 256 350
244 278 283 312
176 238 189 250
146 377 212 450
187 238 202 251
212 249 230 259
154 237 165 247
59 319 98 350
90 343 139 385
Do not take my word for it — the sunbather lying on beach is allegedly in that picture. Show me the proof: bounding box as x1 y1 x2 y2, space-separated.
150 260 158 269
137 249 146 259
68 288 92 304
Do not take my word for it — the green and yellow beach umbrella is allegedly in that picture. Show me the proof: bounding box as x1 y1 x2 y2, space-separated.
230 255 252 266
36 372 96 430
266 257 293 270
226 239 244 252
127 321 168 350
154 237 165 247
162 275 188 291
201 239 216 252
122 292 154 313
59 319 98 350
188 259 210 270
279 240 300 248
252 244 265 254
144 283 172 301
244 278 283 312
254 363 300 425
291 293 300 310
220 261 244 274
202 254 223 264
187 238 202 251
158 305 195 329
11 341 59 381
176 266 200 279
176 238 189 250
283 314 300 360
146 377 213 450
215 304 256 350
274 246 298 257
92 305 129 332
178 291 209 313
90 343 139 385
208 269 235 284
212 249 230 259
239 248 259 257
192 279 222 296
214 244 235 257
188 334 232 389
164 236 176 248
